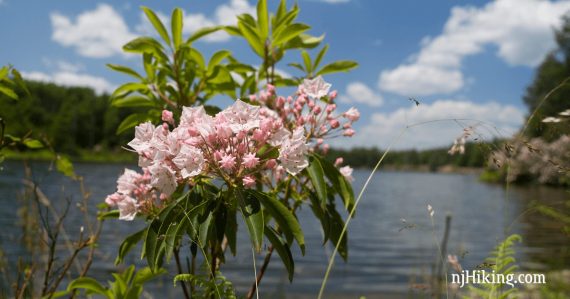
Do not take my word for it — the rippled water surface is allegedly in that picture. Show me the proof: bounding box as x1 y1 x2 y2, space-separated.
0 161 568 298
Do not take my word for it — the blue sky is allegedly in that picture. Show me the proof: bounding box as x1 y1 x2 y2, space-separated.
1 0 569 149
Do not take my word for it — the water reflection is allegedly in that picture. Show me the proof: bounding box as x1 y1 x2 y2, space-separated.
0 161 568 298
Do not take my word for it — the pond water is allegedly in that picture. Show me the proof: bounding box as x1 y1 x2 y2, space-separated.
0 161 568 298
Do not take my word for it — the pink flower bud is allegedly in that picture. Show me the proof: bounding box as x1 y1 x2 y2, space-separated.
276 96 285 107
266 159 277 169
329 90 338 100
317 138 324 145
329 119 340 129
343 128 355 137
334 157 344 167
266 84 276 94
326 104 336 114
162 110 174 125
343 123 352 129
249 94 257 102
243 175 256 188
313 105 322 114
322 144 330 154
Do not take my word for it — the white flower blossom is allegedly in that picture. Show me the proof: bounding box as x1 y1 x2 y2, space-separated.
118 196 138 221
172 145 205 179
117 169 140 195
149 162 177 196
127 122 155 153
339 165 354 182
222 99 261 133
278 127 309 175
301 76 331 99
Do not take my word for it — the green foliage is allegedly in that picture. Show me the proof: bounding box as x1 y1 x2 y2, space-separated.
0 80 137 155
173 266 236 299
327 142 491 170
66 266 165 299
0 65 44 163
523 15 570 140
467 234 522 299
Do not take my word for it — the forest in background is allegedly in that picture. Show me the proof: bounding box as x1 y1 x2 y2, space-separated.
0 80 492 168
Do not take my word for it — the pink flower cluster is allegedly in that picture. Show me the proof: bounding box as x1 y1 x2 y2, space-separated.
107 100 310 220
249 76 360 155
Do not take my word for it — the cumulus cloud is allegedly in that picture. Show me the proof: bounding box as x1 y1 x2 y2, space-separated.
336 100 525 150
51 4 137 58
22 68 114 95
379 0 570 97
339 82 384 107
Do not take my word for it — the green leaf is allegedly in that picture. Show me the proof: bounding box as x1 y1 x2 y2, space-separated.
189 49 206 70
67 277 109 296
56 155 75 178
0 66 8 80
116 113 155 134
208 50 231 72
264 226 294 282
115 228 146 265
224 25 241 36
23 139 43 149
0 85 18 100
256 0 269 39
249 190 305 254
316 60 358 76
314 44 329 71
301 50 312 75
171 8 183 49
314 154 355 212
123 37 165 57
98 210 120 220
285 33 324 50
187 26 223 43
198 210 213 248
238 20 264 57
144 220 160 271
106 64 143 80
11 68 30 96
225 211 238 256
112 96 157 108
273 23 310 45
328 206 348 261
164 217 188 263
275 0 287 23
307 156 327 210
133 267 166 285
46 290 70 299
237 189 264 252
287 62 305 73
142 6 171 47
111 82 149 99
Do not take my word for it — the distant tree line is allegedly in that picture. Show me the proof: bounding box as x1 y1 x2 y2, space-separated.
0 80 495 168
0 81 140 154
326 142 494 170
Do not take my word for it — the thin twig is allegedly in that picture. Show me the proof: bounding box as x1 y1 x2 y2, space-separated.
246 245 274 299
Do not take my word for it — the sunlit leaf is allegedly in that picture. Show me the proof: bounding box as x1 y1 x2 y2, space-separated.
142 6 171 47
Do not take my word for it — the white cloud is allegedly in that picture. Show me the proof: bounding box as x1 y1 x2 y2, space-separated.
379 0 570 97
337 100 525 149
22 69 114 95
51 4 136 58
339 82 384 107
